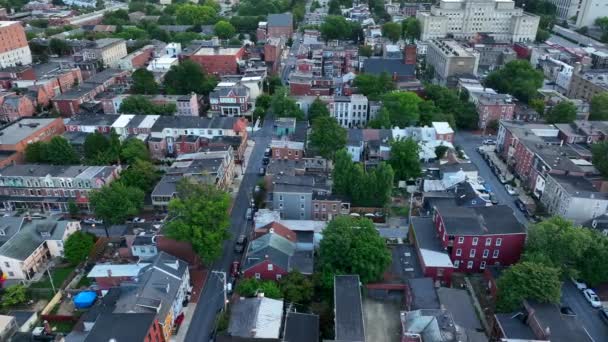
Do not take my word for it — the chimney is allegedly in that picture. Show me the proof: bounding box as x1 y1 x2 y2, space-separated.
404 44 417 65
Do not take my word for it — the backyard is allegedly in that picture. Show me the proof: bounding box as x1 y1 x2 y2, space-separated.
30 265 76 290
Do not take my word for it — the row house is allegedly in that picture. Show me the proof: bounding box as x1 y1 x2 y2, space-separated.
289 73 332 96
114 44 155 70
52 69 129 117
256 13 293 41
100 93 199 116
476 93 514 130
209 84 252 117
555 120 608 144
81 38 127 68
264 37 284 73
433 204 526 273
0 117 65 167
0 164 121 213
330 94 369 128
0 93 35 123
11 66 83 107
497 121 599 198
269 140 305 161
0 215 80 280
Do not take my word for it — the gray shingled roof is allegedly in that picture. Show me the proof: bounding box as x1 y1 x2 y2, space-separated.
268 13 293 27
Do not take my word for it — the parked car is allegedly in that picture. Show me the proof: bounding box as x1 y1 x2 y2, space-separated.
264 148 271 157
498 175 508 184
571 278 588 291
560 306 576 316
230 261 241 277
254 185 261 193
489 193 499 205
262 157 270 165
83 218 103 225
259 167 266 176
600 308 608 324
245 208 253 221
504 184 517 195
133 217 145 223
483 139 496 145
514 199 527 212
583 289 602 308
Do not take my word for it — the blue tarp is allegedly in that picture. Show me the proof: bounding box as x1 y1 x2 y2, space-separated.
73 291 97 309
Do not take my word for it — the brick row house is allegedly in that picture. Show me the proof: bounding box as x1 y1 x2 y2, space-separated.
180 44 246 76
209 83 252 117
0 117 65 167
99 93 199 116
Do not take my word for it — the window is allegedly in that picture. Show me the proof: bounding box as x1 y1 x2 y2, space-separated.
472 237 478 246
276 274 282 280
4 262 9 268
467 261 474 269
485 238 492 246
480 261 486 269
454 260 460 268
255 273 261 279
458 236 464 244
493 250 499 258
301 204 305 209
279 195 283 201
496 238 502 246
300 195 305 201
268 264 273 271
455 248 462 256
8 271 13 277
469 249 476 258
483 249 489 258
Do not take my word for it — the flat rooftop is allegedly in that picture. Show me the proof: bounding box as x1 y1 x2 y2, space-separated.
0 118 59 145
195 47 242 56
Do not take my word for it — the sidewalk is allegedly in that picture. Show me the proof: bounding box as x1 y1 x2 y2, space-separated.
172 303 198 342
229 140 255 200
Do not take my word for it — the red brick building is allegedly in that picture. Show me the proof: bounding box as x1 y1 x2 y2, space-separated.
264 37 283 73
242 232 294 281
0 93 35 122
182 46 246 76
0 21 32 68
0 117 65 167
289 73 332 96
433 204 526 273
270 140 305 160
410 217 455 286
476 93 515 130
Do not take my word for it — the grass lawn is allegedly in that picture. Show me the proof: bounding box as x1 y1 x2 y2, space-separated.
30 265 76 289
50 320 76 334
76 276 92 289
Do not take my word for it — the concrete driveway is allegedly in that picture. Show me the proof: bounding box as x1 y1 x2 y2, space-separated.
561 281 608 341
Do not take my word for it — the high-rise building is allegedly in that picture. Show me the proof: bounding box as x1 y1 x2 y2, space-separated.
416 0 540 43
0 22 31 68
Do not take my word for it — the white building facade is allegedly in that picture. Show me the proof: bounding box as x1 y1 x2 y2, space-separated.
329 94 369 128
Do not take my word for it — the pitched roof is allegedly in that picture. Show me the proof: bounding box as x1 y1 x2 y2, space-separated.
334 275 365 342
256 222 297 242
0 216 73 261
228 297 284 339
410 217 454 268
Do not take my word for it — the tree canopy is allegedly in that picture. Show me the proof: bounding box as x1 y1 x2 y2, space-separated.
389 138 421 182
119 95 177 115
1 285 26 308
24 137 79 165
309 116 347 160
279 271 314 304
545 101 576 123
64 231 95 266
120 139 150 164
497 261 562 312
381 91 422 128
165 178 231 263
119 159 160 193
236 278 282 299
214 20 236 39
484 60 544 102
332 149 394 207
131 68 159 95
163 60 218 95
402 17 421 42
318 216 391 288
592 141 608 178
90 182 144 236
382 22 401 43
307 98 330 123
353 73 395 101
271 87 305 120
176 4 218 25
423 85 478 130
320 16 359 41
590 93 608 121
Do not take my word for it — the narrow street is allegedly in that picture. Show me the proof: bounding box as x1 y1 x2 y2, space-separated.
183 117 274 342
561 281 608 342
454 132 529 226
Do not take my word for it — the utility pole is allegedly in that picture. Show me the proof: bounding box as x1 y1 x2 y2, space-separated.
212 271 228 311
47 266 56 294
407 191 414 224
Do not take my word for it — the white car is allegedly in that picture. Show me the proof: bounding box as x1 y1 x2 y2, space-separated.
505 184 517 195
572 278 588 291
583 289 602 308
132 217 145 223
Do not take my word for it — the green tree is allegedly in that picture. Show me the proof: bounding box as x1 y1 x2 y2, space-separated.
418 100 454 128
381 91 422 127
327 0 340 15
119 95 177 115
1 285 26 308
255 94 272 110
67 199 80 218
47 136 79 165
163 60 218 95
536 28 551 42
592 141 608 177
309 116 347 160
435 145 449 159
253 107 266 122
424 85 478 130
280 271 314 304
24 141 47 163
497 261 562 312
119 159 160 193
83 132 110 162
171 32 203 45
131 68 159 95
358 45 373 57
577 235 608 286
590 93 608 121
120 139 150 164
271 87 305 119
264 75 283 94
165 178 230 263
114 27 149 41
176 4 218 25
389 138 421 182
545 101 576 123
529 98 546 115
49 38 70 55
318 216 391 289
320 16 352 41
236 278 282 298
353 73 394 100
402 17 420 42
214 20 236 39
64 231 95 266
90 182 145 237
382 22 401 43
484 60 544 102
367 108 392 129
307 98 330 123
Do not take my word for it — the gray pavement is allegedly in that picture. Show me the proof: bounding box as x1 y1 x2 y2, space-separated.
454 132 529 226
183 116 275 342
561 281 608 342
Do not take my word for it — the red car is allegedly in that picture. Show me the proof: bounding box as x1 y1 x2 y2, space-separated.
230 261 240 278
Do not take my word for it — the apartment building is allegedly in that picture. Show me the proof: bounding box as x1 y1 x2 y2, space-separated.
0 164 121 213
182 45 246 76
574 0 608 27
567 68 608 102
256 13 294 40
100 93 199 116
0 22 32 68
416 0 540 43
426 40 479 86
114 44 155 70
209 83 252 117
82 38 127 67
0 215 80 280
0 118 65 168
329 94 369 128
541 174 608 224
476 93 515 129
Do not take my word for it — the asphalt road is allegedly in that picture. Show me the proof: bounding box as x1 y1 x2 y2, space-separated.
183 117 275 342
561 281 608 342
281 31 303 85
453 132 529 226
